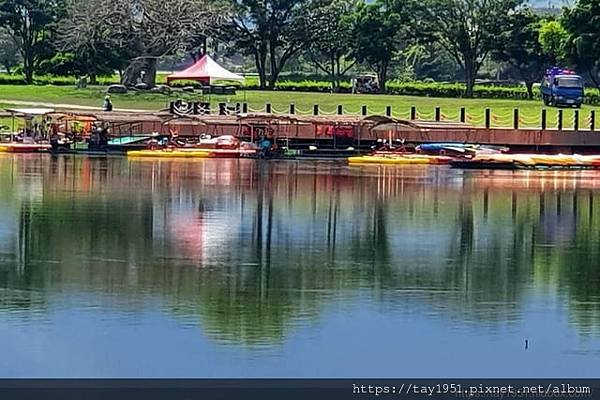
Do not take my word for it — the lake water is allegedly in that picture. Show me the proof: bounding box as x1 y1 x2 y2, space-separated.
0 155 599 378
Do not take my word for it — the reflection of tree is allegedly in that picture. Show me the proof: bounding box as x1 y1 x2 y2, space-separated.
2 156 600 344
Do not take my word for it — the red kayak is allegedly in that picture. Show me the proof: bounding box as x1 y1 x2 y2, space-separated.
0 143 51 153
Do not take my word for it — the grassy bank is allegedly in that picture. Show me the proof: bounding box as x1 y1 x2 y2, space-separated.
1 84 599 129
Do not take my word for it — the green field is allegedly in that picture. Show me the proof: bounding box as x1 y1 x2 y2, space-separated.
1 84 599 129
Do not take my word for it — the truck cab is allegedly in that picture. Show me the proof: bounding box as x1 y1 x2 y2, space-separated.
540 68 584 108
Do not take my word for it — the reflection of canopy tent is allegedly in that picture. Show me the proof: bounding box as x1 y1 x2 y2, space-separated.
166 55 245 84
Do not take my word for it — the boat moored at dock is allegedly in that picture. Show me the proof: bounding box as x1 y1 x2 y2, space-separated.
0 143 51 153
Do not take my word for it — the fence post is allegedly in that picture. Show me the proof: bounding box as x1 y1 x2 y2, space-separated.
460 107 466 123
574 109 579 131
313 104 319 115
591 110 596 131
541 109 547 130
266 103 272 114
337 105 343 115
361 105 368 116
386 106 392 117
435 106 441 121
289 104 295 114
485 108 491 129
410 106 417 120
558 109 563 131
242 103 248 113
513 108 519 130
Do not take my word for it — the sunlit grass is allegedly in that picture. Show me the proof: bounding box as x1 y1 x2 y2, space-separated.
0 84 598 129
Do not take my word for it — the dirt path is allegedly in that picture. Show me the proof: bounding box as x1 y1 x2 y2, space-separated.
0 99 150 113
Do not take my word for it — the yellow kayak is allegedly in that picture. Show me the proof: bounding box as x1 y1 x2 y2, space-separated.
472 153 600 167
348 155 451 165
127 149 211 158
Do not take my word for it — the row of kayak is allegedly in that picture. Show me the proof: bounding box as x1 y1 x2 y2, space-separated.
127 148 257 158
5 141 600 169
348 153 600 169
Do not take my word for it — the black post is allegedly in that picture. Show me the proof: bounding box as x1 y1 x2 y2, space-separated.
386 106 392 117
574 109 579 131
266 103 272 114
410 106 416 120
435 106 441 121
513 108 519 130
242 103 248 113
337 105 343 115
289 104 295 114
485 108 491 129
218 103 226 115
591 110 596 131
460 107 466 123
313 104 319 115
558 109 563 131
541 109 547 130
361 105 367 116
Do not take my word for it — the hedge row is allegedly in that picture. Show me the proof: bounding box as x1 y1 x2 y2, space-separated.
247 79 600 105
0 73 116 86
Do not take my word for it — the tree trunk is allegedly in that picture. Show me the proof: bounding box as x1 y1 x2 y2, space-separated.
464 58 475 98
23 53 34 84
525 80 534 99
122 57 157 87
378 63 388 93
253 47 267 90
330 55 336 92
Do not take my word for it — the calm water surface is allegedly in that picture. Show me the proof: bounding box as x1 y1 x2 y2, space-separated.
0 154 599 377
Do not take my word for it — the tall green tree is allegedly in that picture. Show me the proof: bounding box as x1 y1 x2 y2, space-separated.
302 0 358 91
416 0 522 97
562 0 600 89
0 0 65 83
492 8 549 98
60 0 226 87
228 0 307 89
0 27 20 73
352 0 406 92
538 19 568 66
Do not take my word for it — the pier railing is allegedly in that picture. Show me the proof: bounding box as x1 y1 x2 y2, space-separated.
170 101 597 131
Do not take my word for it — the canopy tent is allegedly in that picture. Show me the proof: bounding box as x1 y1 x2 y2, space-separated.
166 55 244 84
6 108 55 116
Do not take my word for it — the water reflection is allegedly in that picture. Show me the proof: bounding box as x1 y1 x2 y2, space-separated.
0 155 600 373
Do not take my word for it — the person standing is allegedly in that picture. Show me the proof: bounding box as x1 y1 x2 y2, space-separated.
103 95 113 112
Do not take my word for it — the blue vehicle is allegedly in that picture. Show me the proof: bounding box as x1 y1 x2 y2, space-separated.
540 67 584 108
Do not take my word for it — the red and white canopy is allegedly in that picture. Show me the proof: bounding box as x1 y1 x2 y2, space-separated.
166 55 244 84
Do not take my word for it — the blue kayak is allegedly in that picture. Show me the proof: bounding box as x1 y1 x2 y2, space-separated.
416 143 508 154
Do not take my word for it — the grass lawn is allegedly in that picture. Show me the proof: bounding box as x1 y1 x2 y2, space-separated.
1 84 599 129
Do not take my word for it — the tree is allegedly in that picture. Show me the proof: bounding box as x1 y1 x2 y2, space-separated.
538 19 568 66
60 0 226 87
227 0 307 89
352 0 405 92
416 0 522 97
492 8 549 98
59 0 131 83
562 0 600 89
0 27 20 73
302 0 358 91
0 0 65 83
